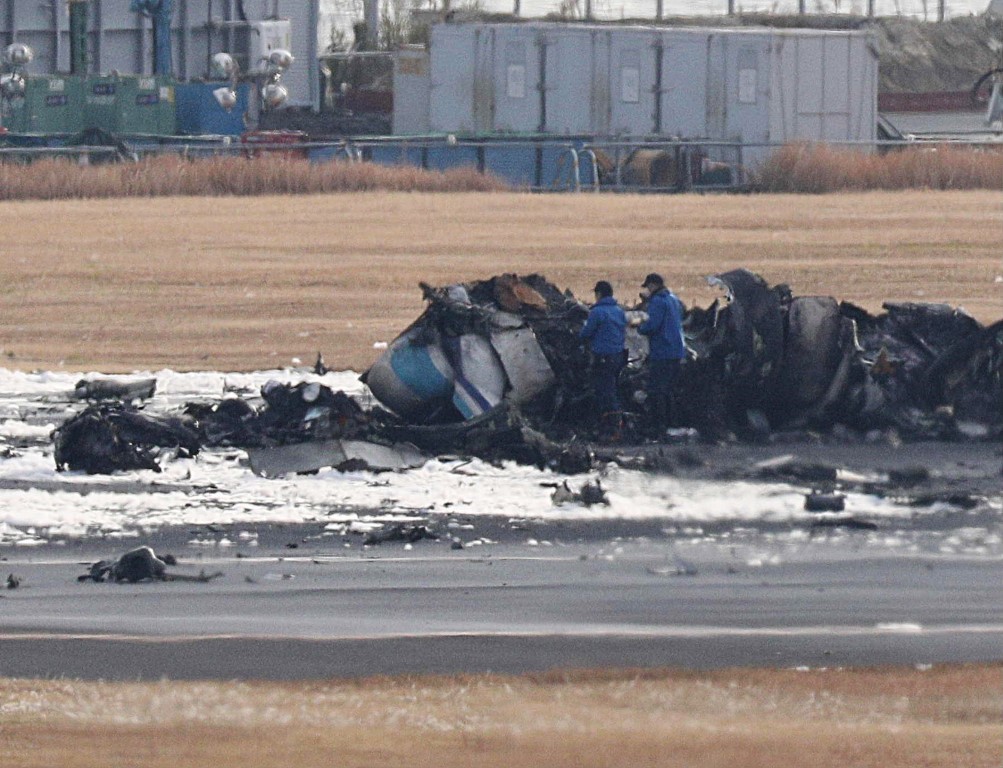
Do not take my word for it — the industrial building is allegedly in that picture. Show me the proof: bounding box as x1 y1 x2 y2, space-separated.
0 5 881 188
0 0 320 135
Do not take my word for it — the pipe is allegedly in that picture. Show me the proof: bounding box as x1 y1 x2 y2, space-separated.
69 0 89 75
130 0 173 76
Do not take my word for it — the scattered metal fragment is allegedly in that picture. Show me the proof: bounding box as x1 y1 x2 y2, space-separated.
810 515 879 531
887 466 931 486
363 524 439 546
904 492 980 510
6 573 21 589
246 439 426 477
74 377 157 402
78 546 175 583
76 547 221 584
551 479 610 506
804 492 846 512
755 456 838 484
54 404 200 474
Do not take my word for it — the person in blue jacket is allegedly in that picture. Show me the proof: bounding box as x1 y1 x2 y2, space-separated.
579 280 627 432
636 272 686 434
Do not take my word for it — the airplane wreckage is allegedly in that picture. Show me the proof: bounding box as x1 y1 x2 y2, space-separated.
52 269 1002 476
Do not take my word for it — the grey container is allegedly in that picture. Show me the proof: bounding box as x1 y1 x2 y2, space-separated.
426 22 877 154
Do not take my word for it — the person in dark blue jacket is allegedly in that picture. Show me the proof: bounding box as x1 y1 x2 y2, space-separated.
579 281 627 431
636 272 686 434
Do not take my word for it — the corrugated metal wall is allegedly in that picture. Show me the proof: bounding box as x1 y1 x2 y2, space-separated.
0 0 320 108
426 22 877 148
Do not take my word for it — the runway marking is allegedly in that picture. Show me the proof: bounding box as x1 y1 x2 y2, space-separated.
3 624 1003 644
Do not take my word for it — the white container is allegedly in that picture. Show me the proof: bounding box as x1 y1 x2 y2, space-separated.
426 21 877 152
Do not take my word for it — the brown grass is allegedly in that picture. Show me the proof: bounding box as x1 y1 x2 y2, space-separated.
1 664 1000 768
0 190 998 373
3 145 1001 200
752 143 1003 193
0 155 507 200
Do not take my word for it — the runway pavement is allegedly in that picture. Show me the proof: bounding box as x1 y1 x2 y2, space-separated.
2 530 1001 680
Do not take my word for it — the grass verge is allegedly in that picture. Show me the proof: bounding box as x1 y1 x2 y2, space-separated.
0 155 508 200
751 143 1003 193
1 664 1000 768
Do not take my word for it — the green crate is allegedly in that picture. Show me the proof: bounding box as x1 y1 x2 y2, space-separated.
119 76 176 135
84 75 176 135
6 75 84 134
83 74 120 132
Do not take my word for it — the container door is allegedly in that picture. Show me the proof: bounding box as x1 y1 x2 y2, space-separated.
850 33 878 143
542 31 587 134
794 36 825 140
590 29 612 136
659 35 708 138
609 32 657 137
725 37 770 146
472 27 496 133
430 26 476 133
493 28 540 133
705 35 727 141
393 50 431 135
820 35 851 141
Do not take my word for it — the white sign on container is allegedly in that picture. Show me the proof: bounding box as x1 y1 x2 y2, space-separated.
621 66 640 103
507 64 526 98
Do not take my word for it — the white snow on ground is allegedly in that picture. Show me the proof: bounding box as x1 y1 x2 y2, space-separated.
0 368 991 548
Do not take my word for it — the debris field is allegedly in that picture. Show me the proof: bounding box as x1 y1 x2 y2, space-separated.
52 269 1002 477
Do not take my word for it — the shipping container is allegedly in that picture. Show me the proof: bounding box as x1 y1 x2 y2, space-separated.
425 22 878 154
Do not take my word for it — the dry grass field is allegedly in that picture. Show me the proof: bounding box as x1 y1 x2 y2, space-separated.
2 665 1001 768
0 190 999 373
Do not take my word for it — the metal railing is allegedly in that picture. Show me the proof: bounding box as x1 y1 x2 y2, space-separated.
1 133 1000 192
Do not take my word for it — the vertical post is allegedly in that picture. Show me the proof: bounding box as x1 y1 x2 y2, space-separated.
653 40 662 133
5 0 15 46
52 0 61 74
363 0 379 49
94 0 103 73
584 0 592 21
69 0 89 75
727 0 735 16
514 0 520 15
937 0 945 21
656 0 663 21
798 0 806 13
538 37 547 132
179 0 188 80
309 0 321 112
151 0 174 76
867 0 874 16
207 0 213 77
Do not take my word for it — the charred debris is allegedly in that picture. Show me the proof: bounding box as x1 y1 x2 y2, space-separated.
77 545 223 584
52 269 1001 476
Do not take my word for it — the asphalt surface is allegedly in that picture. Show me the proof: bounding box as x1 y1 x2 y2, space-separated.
2 529 1001 680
